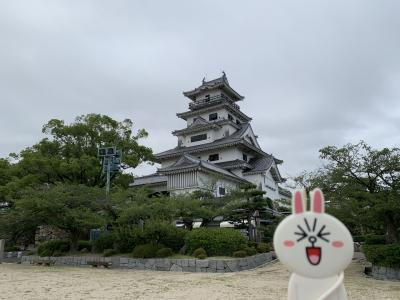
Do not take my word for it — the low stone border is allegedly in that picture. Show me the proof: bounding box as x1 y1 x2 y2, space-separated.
21 252 273 273
371 265 400 281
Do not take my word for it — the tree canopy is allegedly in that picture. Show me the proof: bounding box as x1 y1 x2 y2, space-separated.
296 141 400 243
0 114 155 207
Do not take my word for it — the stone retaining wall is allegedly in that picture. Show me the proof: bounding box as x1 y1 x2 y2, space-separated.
371 265 400 281
21 252 274 273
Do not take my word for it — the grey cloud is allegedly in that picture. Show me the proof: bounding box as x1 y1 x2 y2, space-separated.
1 0 400 180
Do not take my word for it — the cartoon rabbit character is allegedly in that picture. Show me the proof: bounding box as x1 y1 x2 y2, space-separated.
273 189 353 300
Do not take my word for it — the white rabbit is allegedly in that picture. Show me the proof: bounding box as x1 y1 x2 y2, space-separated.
273 189 354 300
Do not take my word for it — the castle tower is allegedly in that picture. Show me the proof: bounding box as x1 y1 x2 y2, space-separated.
131 73 290 199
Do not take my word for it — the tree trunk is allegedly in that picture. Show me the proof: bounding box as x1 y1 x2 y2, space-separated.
385 216 398 244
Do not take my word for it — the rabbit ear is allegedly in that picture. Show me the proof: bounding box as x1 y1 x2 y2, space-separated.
292 190 306 214
310 188 325 213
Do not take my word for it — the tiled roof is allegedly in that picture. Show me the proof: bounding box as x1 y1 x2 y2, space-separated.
183 74 244 101
176 102 252 122
129 174 168 186
158 153 247 183
243 156 274 175
215 159 253 170
156 123 258 159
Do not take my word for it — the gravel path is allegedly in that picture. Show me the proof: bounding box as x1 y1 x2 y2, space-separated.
0 258 399 299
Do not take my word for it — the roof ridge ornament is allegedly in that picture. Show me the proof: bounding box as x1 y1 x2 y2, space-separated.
202 76 206 84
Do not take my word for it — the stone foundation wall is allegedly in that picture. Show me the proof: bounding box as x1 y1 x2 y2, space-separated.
371 265 400 281
21 252 274 273
35 225 69 246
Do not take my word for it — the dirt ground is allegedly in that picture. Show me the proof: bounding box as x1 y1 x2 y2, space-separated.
0 258 399 300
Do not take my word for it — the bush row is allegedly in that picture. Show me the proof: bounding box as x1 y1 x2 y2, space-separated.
363 243 400 268
37 227 272 259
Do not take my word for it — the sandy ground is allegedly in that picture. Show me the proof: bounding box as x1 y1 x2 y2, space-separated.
0 259 399 300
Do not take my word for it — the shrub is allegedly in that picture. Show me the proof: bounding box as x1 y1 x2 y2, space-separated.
143 221 186 252
243 246 257 256
232 250 247 258
353 235 366 243
113 226 144 253
364 234 386 245
185 228 247 256
256 242 271 253
93 232 115 253
77 240 92 252
363 243 400 268
247 241 258 248
5 245 20 252
132 243 163 258
193 247 207 258
156 247 173 258
37 240 70 257
197 254 207 260
103 249 117 257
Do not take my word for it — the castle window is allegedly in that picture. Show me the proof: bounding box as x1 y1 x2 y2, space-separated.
209 153 219 161
236 119 241 125
209 113 218 121
218 187 226 196
205 94 210 101
243 154 248 162
191 134 207 142
228 114 234 121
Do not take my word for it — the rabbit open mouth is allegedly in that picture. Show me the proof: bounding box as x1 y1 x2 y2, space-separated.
306 247 321 265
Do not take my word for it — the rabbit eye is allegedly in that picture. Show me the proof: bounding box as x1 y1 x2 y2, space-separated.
317 225 331 242
294 224 308 242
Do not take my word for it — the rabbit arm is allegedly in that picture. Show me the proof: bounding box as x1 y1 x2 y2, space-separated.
317 272 344 300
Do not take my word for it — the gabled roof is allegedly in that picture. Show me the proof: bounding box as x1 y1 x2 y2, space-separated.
215 159 253 170
158 153 248 183
183 73 244 101
243 156 273 174
156 123 266 160
129 173 168 186
243 156 285 182
177 101 252 122
172 117 224 136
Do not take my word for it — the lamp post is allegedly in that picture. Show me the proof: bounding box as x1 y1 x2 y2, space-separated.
98 146 122 200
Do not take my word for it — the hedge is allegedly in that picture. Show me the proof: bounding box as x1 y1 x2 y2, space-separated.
185 228 246 256
132 243 163 258
363 243 400 268
364 234 386 245
93 232 115 252
37 240 70 257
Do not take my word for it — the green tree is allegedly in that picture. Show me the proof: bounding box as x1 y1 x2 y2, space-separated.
8 114 154 192
297 141 400 243
0 184 108 249
223 183 270 242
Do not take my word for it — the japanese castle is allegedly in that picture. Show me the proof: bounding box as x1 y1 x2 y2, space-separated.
131 73 290 200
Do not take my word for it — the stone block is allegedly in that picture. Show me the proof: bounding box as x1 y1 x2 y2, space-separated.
196 259 209 268
181 259 189 267
208 260 217 270
170 264 183 272
188 259 196 267
120 257 128 264
225 260 239 272
386 267 397 280
239 258 248 267
216 260 224 270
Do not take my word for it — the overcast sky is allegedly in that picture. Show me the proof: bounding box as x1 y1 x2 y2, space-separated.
1 1 400 181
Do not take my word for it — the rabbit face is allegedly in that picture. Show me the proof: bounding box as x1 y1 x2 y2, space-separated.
273 189 353 278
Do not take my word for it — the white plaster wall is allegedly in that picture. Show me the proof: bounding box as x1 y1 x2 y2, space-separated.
243 171 281 200
197 171 238 196
186 108 231 126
